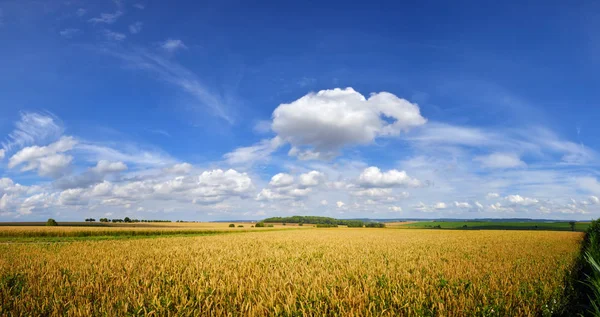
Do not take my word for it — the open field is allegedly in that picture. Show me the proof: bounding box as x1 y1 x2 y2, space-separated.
0 228 582 316
393 221 591 232
0 222 303 241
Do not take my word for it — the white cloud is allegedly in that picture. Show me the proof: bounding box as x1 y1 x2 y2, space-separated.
161 39 187 53
434 202 447 209
490 202 513 213
475 201 484 210
2 112 64 152
271 88 426 159
133 3 145 9
352 188 392 197
589 196 599 205
389 206 402 212
269 173 295 187
299 171 326 187
474 152 526 169
336 201 345 208
577 177 600 194
8 136 76 177
486 192 500 199
454 201 471 209
163 163 192 175
57 188 88 206
224 137 283 165
320 200 328 206
91 181 113 197
103 30 126 41
358 166 421 188
129 22 143 34
60 28 81 39
76 8 87 17
89 11 123 24
505 195 539 206
76 142 175 167
0 149 4 159
91 160 127 174
408 123 491 147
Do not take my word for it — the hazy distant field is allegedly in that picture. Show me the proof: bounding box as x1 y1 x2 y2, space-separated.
0 227 582 316
390 221 591 232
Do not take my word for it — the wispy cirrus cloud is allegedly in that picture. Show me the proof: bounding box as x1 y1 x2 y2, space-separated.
161 39 187 53
103 29 126 41
129 22 143 34
60 28 81 39
102 47 234 123
2 112 64 152
88 11 123 24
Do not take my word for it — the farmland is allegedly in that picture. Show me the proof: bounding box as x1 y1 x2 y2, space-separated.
390 221 591 232
0 226 583 316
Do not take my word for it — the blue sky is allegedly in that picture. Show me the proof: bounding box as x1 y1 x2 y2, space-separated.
1 0 599 221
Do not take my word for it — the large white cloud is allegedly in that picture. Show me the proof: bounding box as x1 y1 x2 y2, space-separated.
269 173 295 187
298 171 326 187
358 166 422 188
8 136 76 178
256 170 327 201
271 87 426 159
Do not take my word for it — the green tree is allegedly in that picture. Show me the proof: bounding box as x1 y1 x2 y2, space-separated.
229 223 235 227
46 218 58 226
569 221 576 231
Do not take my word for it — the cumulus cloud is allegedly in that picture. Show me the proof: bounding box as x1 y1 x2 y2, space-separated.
257 171 322 201
505 195 539 206
161 39 187 53
299 171 326 187
269 173 295 187
474 152 526 169
389 206 402 212
590 196 600 205
358 166 421 188
434 202 447 209
8 136 76 177
336 201 345 208
271 88 426 159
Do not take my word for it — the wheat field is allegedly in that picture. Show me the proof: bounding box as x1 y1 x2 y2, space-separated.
0 228 582 316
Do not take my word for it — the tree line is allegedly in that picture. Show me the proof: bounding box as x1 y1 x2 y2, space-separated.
85 218 172 223
263 216 385 228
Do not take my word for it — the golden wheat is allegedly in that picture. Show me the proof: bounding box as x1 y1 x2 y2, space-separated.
0 229 582 316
